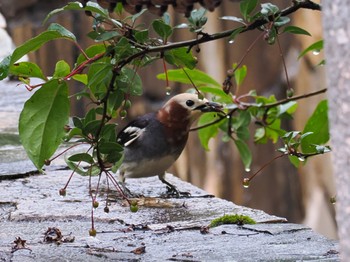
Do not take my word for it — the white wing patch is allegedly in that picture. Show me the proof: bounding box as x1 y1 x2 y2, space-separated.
121 126 146 147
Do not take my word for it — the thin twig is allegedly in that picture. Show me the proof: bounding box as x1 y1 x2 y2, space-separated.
190 114 227 132
276 34 291 93
262 88 327 108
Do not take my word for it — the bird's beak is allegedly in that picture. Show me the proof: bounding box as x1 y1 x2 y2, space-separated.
195 101 223 113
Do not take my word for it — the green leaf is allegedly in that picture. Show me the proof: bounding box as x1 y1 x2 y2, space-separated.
288 155 301 168
274 16 290 27
261 3 279 16
64 127 83 141
73 117 83 129
9 62 46 80
162 12 171 25
282 26 311 36
66 159 101 176
53 60 70 78
240 0 258 20
117 67 143 96
164 47 197 69
94 31 120 42
0 56 11 80
99 142 123 154
277 101 297 116
44 1 108 24
72 74 88 85
106 151 123 163
152 19 173 40
219 16 246 25
316 145 331 154
0 23 76 80
84 108 96 125
101 124 117 142
129 9 148 23
87 62 112 97
47 23 76 42
114 37 134 61
229 27 245 41
19 80 69 170
134 29 149 43
236 126 250 141
188 8 207 32
157 68 220 88
301 100 329 153
198 113 221 150
68 153 94 164
298 40 323 59
232 110 251 129
254 127 265 142
265 119 283 143
234 139 252 171
107 89 124 115
83 120 101 137
234 65 247 86
76 44 106 65
198 86 232 103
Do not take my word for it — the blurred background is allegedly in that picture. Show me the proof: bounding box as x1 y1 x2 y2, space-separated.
0 0 336 239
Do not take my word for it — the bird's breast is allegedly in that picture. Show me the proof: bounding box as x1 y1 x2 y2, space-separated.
120 155 177 178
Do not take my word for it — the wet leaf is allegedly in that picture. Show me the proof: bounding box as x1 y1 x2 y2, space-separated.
164 47 197 69
53 60 70 78
68 153 94 164
157 68 220 88
9 62 46 80
0 23 76 80
152 19 173 40
234 139 252 171
198 113 221 150
240 0 258 21
283 25 311 36
298 40 323 59
301 100 329 153
19 80 69 170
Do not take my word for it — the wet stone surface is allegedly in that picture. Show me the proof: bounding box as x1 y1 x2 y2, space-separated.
0 79 340 261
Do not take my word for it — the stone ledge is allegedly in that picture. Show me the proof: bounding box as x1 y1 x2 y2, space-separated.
0 163 339 261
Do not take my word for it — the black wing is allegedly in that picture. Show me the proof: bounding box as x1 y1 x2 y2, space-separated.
116 114 152 147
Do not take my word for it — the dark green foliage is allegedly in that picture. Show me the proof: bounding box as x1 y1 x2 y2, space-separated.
0 0 327 177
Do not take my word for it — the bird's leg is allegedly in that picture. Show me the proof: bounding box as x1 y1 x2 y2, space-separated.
120 182 140 198
159 175 191 198
118 172 143 198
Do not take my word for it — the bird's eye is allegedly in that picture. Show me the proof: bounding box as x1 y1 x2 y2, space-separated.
186 100 195 107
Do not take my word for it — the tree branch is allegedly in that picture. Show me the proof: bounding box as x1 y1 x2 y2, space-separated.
263 88 327 108
118 0 321 68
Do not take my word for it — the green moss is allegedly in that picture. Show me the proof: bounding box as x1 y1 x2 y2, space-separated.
209 214 256 228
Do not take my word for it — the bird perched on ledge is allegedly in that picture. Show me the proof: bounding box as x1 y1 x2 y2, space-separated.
117 93 222 197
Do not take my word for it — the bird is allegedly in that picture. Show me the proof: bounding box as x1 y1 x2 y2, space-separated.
116 93 222 197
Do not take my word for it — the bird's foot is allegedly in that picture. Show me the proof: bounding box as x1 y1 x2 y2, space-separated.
159 178 191 198
120 184 144 199
162 185 191 198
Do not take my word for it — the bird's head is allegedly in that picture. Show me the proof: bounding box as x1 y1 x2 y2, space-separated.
158 93 223 126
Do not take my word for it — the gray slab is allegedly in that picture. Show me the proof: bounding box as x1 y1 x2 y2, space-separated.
0 167 339 261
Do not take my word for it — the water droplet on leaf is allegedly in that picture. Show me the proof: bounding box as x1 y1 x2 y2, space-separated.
330 196 336 204
242 178 250 188
119 109 127 119
298 156 305 162
165 86 171 95
312 50 320 56
229 40 234 44
245 167 250 172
